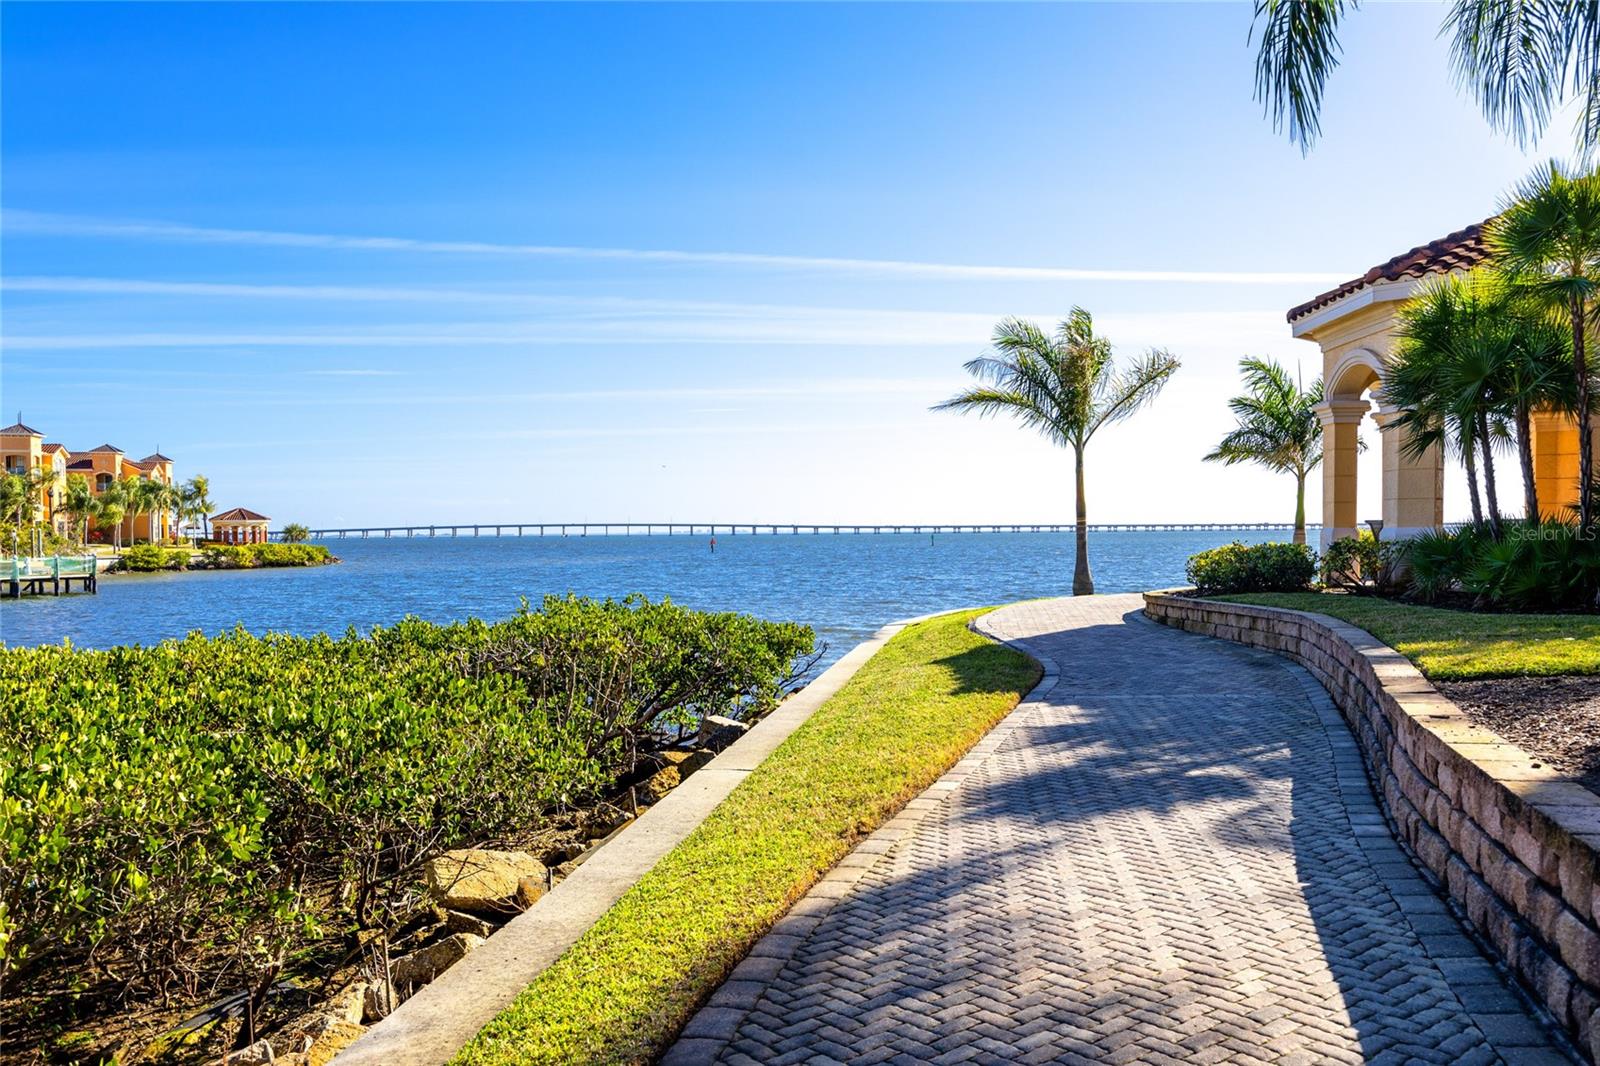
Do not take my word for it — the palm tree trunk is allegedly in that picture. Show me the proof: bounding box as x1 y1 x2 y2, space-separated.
1463 430 1484 526
1516 402 1539 522
1073 447 1093 595
1292 472 1307 546
1573 294 1593 530
1478 412 1503 539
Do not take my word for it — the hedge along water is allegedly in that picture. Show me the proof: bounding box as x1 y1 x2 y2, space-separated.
0 594 813 1038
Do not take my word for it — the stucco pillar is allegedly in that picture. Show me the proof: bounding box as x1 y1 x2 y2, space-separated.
1530 408 1583 520
1315 399 1370 548
1373 405 1444 540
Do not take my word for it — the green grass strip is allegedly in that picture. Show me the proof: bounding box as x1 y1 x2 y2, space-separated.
1216 593 1600 680
454 608 1041 1066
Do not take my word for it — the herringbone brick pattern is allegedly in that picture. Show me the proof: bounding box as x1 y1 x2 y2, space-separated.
667 596 1571 1065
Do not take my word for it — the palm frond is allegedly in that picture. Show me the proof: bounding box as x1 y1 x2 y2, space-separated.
1251 0 1353 153
1090 348 1182 434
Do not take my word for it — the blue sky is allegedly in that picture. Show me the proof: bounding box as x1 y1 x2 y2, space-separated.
0 2 1571 526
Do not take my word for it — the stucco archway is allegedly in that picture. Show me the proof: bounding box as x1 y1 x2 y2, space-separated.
1312 348 1445 549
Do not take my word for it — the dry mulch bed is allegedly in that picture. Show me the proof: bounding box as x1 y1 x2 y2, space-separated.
1436 676 1600 797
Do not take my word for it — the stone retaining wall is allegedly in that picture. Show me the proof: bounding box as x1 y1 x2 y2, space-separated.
1144 590 1600 1062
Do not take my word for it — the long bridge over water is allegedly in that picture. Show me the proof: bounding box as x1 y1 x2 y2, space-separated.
299 521 1320 539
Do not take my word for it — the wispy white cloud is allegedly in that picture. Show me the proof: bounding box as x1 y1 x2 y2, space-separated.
2 210 1353 285
0 306 1289 352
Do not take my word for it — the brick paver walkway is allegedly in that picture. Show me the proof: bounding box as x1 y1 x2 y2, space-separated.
668 595 1573 1066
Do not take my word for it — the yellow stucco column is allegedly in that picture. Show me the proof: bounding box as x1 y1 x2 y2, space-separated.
1530 409 1583 520
1372 405 1443 540
1315 399 1370 548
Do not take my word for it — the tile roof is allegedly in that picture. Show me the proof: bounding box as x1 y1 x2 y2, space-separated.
66 459 96 471
41 443 68 454
140 452 174 463
1287 219 1492 323
86 443 124 454
213 507 271 522
0 421 43 437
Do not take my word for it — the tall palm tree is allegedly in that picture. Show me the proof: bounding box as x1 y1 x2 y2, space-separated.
1203 357 1324 545
1489 160 1600 529
935 309 1181 595
1253 1 1600 152
184 475 214 540
59 474 97 545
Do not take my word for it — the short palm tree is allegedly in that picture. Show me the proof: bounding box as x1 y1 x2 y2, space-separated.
1489 160 1600 528
1387 271 1569 532
935 309 1180 595
5 465 54 542
1203 357 1324 545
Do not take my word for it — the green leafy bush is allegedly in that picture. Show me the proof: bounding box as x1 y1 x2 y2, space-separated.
1186 540 1316 595
117 543 176 571
199 543 333 569
1319 532 1404 595
0 596 813 1021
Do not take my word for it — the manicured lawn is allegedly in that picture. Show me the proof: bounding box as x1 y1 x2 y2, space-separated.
453 609 1042 1066
1217 593 1600 679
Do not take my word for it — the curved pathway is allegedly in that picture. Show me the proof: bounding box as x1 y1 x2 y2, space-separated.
667 595 1572 1066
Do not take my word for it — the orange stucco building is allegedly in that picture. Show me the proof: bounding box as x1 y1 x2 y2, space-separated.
1 420 177 543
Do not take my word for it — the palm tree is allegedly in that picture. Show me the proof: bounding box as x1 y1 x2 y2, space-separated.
1252 1 1600 152
935 309 1181 595
5 465 54 543
1387 272 1569 532
1489 160 1600 528
98 500 126 550
59 474 97 545
281 522 311 544
183 475 214 540
1203 357 1324 545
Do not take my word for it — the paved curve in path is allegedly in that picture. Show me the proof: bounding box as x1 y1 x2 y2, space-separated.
667 595 1574 1066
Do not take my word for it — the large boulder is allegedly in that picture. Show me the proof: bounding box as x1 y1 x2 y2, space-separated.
424 849 546 915
390 932 483 988
697 714 749 751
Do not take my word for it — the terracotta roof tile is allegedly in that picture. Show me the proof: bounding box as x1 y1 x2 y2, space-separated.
0 421 43 437
41 443 68 454
140 452 173 463
66 459 95 471
86 443 124 454
213 507 270 522
1287 219 1493 323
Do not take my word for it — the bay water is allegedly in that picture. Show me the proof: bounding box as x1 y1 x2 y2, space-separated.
0 529 1294 666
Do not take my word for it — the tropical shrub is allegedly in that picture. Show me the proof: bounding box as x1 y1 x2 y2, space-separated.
118 543 175 571
280 522 311 543
1320 533 1405 595
1461 521 1600 610
1186 540 1316 595
198 543 334 569
0 596 813 1025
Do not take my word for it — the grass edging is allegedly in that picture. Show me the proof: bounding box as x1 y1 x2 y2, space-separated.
1212 592 1600 680
452 608 1042 1065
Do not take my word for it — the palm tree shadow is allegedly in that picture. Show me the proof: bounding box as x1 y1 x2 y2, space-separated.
724 606 1502 1063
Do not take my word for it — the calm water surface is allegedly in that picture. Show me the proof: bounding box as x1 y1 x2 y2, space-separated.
1 530 1291 666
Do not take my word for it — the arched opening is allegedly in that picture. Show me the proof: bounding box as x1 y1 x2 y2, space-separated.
1316 349 1443 547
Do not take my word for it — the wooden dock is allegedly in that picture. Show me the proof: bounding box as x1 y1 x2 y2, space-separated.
5 555 99 598
298 522 1322 540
